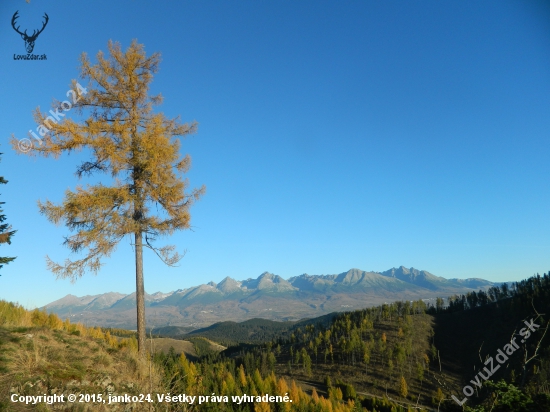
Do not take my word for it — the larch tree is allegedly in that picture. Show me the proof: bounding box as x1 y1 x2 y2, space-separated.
0 152 17 273
10 40 205 356
399 375 408 398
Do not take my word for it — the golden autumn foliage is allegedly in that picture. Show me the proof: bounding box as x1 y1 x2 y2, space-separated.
0 300 135 351
11 40 204 278
312 387 319 402
399 375 408 398
11 40 204 356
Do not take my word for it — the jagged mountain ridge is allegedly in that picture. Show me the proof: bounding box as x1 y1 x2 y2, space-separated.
43 266 498 329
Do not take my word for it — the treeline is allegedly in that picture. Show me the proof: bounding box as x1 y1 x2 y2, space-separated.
185 314 338 346
102 327 138 338
429 271 550 314
186 319 298 346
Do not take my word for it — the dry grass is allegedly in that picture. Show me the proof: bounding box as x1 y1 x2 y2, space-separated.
0 301 169 411
147 337 197 358
0 326 169 411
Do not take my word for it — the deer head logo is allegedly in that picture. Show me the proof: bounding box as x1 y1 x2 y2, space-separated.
11 11 49 54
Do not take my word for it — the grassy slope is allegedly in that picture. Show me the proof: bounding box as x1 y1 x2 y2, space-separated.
0 301 168 411
0 326 166 411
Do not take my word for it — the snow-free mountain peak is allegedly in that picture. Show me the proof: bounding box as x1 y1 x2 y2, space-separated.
216 276 241 293
42 267 502 329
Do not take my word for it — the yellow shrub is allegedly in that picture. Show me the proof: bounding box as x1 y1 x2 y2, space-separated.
46 313 63 330
31 308 49 326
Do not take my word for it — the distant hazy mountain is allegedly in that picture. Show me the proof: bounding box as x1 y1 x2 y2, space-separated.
43 266 500 330
47 292 127 313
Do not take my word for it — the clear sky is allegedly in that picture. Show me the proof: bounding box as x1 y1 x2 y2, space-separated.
0 0 549 309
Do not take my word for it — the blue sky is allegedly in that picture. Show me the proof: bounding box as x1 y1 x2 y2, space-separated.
0 0 549 308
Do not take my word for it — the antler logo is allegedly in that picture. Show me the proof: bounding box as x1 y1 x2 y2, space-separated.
11 11 49 54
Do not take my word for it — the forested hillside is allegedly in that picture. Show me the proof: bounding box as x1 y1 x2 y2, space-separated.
223 300 437 410
181 314 338 346
196 271 550 411
430 271 550 411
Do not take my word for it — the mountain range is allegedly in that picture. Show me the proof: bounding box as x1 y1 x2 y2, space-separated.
42 266 498 330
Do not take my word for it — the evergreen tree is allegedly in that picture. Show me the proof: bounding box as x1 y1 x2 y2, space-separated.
10 41 204 356
0 152 16 272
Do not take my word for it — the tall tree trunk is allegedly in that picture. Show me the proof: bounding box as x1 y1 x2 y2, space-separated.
135 231 146 357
